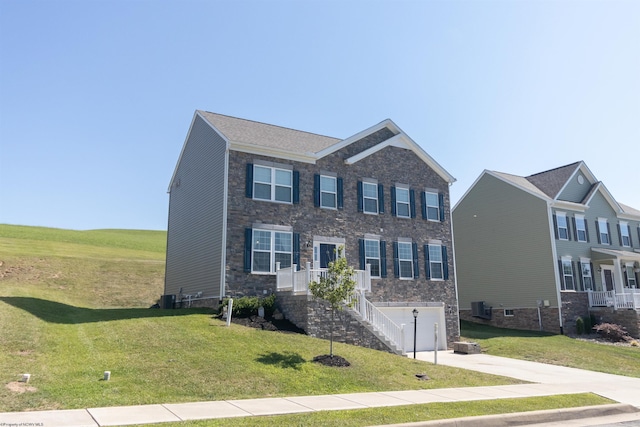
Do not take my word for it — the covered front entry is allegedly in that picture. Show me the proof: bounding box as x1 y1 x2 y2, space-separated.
378 305 447 351
312 236 345 269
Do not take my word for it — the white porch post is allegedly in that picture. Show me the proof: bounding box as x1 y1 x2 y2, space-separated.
613 258 624 293
275 262 281 289
292 264 297 290
306 261 311 285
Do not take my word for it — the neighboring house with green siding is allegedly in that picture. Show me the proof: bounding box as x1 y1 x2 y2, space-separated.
453 161 640 337
164 110 459 352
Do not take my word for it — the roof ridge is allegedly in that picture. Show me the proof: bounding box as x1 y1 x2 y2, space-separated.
199 110 341 141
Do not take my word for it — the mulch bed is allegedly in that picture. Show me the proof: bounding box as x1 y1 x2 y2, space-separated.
312 354 351 367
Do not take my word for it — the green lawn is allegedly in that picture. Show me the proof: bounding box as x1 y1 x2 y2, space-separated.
0 224 620 422
461 320 640 378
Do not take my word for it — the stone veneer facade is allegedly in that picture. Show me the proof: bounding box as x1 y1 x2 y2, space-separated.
224 127 460 347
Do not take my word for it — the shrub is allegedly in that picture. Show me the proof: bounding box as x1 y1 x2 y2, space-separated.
593 323 632 342
575 317 585 335
222 294 276 317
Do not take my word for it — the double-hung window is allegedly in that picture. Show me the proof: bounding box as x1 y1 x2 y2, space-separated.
424 191 440 221
253 165 292 203
320 175 337 208
620 222 631 247
395 187 410 218
556 213 568 240
626 264 638 288
248 228 293 274
362 182 379 214
580 259 593 291
424 241 449 281
597 218 610 245
392 240 418 279
561 257 575 290
364 239 381 278
575 215 587 242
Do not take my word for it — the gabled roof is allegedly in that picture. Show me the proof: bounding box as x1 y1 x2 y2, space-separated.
524 162 582 199
192 110 455 183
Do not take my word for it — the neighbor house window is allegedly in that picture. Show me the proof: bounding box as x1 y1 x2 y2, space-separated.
561 257 575 290
364 239 381 278
556 213 569 240
253 165 292 203
626 264 638 288
396 241 414 279
250 229 292 274
424 191 440 221
620 222 631 247
575 215 587 242
597 218 610 245
580 259 593 291
395 187 411 218
425 244 446 280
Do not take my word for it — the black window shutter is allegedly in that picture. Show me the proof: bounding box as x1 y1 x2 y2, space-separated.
558 260 565 290
412 242 419 278
244 228 252 272
567 217 572 241
638 227 640 247
606 222 612 244
292 171 300 204
571 261 577 290
390 186 397 216
357 181 363 212
576 261 583 291
424 244 431 280
293 233 300 270
628 225 633 247
337 177 344 210
393 241 399 278
442 246 449 280
378 184 385 214
617 223 622 245
421 191 427 220
571 217 578 240
380 241 387 278
245 163 253 198
410 189 416 218
313 174 320 207
438 193 445 222
553 214 559 239
358 239 365 270
624 269 628 286
595 220 601 244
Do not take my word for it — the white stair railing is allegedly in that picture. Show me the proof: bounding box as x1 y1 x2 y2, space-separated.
348 290 404 352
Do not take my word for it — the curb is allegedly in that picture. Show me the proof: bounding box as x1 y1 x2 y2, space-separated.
372 403 640 427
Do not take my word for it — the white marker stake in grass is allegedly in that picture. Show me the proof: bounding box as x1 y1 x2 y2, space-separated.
226 299 233 327
104 371 111 381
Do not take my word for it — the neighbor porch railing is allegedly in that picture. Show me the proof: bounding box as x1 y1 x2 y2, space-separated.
588 290 640 310
276 262 372 293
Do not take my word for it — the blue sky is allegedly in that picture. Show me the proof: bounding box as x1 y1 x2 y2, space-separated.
1 0 638 231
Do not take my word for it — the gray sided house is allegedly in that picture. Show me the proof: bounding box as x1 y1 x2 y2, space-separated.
453 161 640 337
164 110 459 353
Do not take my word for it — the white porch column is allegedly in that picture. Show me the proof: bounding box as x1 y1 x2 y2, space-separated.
305 261 311 285
613 258 624 293
292 264 297 290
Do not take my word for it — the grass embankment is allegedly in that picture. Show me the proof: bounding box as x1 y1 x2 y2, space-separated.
461 320 640 378
0 224 614 421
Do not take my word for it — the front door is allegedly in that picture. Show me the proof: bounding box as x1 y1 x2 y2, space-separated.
602 268 615 292
319 243 337 268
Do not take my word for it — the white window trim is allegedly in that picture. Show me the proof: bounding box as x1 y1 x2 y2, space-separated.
428 243 444 281
598 218 610 245
362 181 379 214
561 256 575 291
364 238 381 278
556 212 569 240
575 214 587 242
504 309 514 317
253 165 293 204
625 262 637 288
395 185 411 218
251 228 292 275
620 222 631 247
580 258 593 291
424 190 440 222
320 175 337 210
397 241 414 280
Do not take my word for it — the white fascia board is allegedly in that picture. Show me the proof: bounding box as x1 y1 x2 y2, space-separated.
344 132 456 184
167 111 230 193
486 171 550 201
452 170 490 212
550 200 588 212
619 212 640 221
315 119 399 159
228 142 317 164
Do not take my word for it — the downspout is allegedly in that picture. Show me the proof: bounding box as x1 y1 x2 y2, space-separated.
547 202 564 334
219 146 230 300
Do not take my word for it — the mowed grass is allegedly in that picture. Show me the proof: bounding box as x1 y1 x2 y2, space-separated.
0 224 525 412
461 320 640 378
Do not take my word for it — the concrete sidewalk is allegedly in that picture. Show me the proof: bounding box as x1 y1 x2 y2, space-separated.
1 351 639 426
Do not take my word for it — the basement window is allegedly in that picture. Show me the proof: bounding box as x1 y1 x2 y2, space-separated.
504 309 514 317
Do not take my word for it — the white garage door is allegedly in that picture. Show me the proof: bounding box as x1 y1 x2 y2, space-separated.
378 306 447 352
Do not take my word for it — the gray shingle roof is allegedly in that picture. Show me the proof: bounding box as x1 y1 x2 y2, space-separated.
524 161 582 199
198 110 340 154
